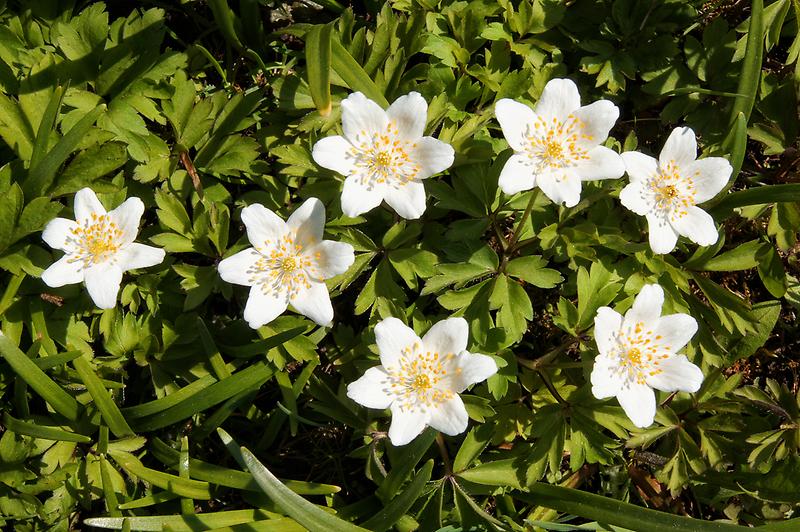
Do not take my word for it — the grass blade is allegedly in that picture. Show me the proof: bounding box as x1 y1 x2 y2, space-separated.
240 446 368 532
710 183 800 218
84 510 286 531
305 23 333 116
3 412 90 443
331 39 388 107
362 460 433 531
208 0 243 50
25 103 106 198
29 83 67 170
120 375 217 419
728 0 764 127
0 334 80 421
73 356 134 438
516 483 756 532
109 450 212 500
99 455 122 517
132 362 272 431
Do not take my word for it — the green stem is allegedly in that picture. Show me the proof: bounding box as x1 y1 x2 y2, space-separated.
507 191 538 251
536 370 568 406
435 433 452 477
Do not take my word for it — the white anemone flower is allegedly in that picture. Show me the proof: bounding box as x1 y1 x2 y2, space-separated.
591 284 704 428
311 92 454 219
218 198 354 329
347 317 498 446
41 188 165 309
620 127 732 254
495 78 625 207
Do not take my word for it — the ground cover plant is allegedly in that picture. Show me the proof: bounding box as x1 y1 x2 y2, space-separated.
1 0 800 530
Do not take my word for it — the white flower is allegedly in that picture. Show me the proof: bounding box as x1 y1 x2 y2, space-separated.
218 198 354 328
620 127 732 254
41 188 165 309
347 317 497 446
311 92 454 219
591 284 704 428
495 78 625 207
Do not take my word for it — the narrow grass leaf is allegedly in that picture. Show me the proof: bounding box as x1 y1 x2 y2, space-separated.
121 375 217 419
84 510 280 531
377 427 437 499
73 357 134 438
3 412 90 443
29 84 67 170
240 446 368 532
99 455 122 517
117 492 181 510
361 460 433 532
109 450 212 500
728 0 764 127
0 334 80 421
331 40 388 107
207 0 244 50
306 23 333 116
710 184 800 218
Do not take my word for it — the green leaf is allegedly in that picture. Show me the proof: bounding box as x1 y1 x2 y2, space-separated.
84 510 294 531
24 103 106 197
726 300 781 362
331 39 388 107
457 458 524 489
29 84 67 171
3 412 91 443
377 427 436 499
305 23 333 116
688 240 762 271
72 356 134 438
506 255 562 288
0 334 80 421
207 0 244 50
729 0 764 128
362 460 433 532
515 483 757 532
109 450 212 500
238 444 367 531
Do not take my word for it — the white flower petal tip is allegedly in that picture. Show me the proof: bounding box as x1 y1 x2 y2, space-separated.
219 198 354 329
621 127 731 254
312 91 453 219
590 283 703 428
495 78 622 204
40 189 165 309
348 316 495 446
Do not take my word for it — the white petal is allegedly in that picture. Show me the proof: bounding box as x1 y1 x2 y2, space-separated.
42 218 78 251
383 181 426 220
619 182 653 216
387 406 429 446
590 355 623 399
621 151 658 184
341 176 385 217
422 317 469 357
646 212 679 254
387 92 427 140
427 395 469 436
108 197 144 244
670 206 718 247
310 240 355 279
74 188 107 222
341 92 388 144
498 154 535 194
241 203 288 248
534 78 581 122
218 248 261 286
625 284 664 325
536 169 582 207
573 145 625 181
41 256 84 287
243 287 287 329
290 281 333 326
117 243 165 271
346 366 394 410
594 306 622 356
312 136 356 175
685 157 731 203
409 137 454 179
374 317 422 369
452 351 497 392
617 382 657 428
572 100 619 147
84 262 124 309
647 355 704 393
287 197 325 249
495 99 537 151
660 127 697 169
653 313 697 353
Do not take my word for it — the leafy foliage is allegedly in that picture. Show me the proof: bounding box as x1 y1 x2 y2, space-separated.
0 0 799 530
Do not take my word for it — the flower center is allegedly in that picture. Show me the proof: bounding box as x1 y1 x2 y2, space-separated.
69 214 122 266
350 121 421 189
612 321 669 385
654 184 679 201
384 342 458 412
649 161 696 219
249 233 320 300
525 114 591 170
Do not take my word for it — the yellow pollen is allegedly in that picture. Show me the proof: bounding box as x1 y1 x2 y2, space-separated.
625 348 642 366
280 256 297 272
542 140 564 161
655 184 678 201
412 374 431 391
69 215 122 265
374 150 392 167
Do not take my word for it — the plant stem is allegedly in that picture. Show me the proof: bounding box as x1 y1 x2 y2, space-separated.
435 433 452 476
507 190 538 252
536 369 568 406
